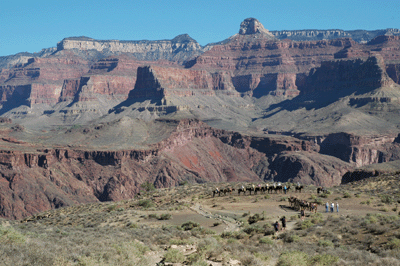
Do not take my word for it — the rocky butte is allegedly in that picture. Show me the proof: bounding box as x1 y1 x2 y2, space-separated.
0 18 400 219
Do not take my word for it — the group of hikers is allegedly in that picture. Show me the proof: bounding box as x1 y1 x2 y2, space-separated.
326 202 339 213
274 216 287 233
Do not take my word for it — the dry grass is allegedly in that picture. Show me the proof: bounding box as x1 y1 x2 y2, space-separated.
1 178 400 265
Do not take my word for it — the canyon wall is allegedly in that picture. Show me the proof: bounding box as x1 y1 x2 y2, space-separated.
0 119 352 220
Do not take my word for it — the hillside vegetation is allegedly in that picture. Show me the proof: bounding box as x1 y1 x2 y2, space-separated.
1 176 400 265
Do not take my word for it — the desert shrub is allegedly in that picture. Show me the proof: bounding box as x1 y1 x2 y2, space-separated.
197 237 219 257
106 204 117 212
148 213 158 219
213 222 221 227
158 213 172 220
281 233 300 243
254 252 270 262
138 199 154 209
140 181 155 192
164 248 185 263
385 238 400 250
340 226 358 235
309 254 339 265
126 222 138 228
343 192 352 198
259 236 274 245
0 225 26 244
380 194 394 204
191 226 215 236
313 198 323 205
310 213 323 224
299 220 314 230
248 213 261 224
362 213 378 225
380 207 389 212
243 224 264 235
241 254 265 266
277 251 308 266
190 260 208 266
318 239 334 247
310 194 317 200
366 223 390 235
181 221 199 231
263 225 276 236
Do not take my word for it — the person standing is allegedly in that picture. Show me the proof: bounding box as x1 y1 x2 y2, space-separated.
325 202 329 213
336 202 339 212
331 202 334 213
284 185 287 194
274 221 280 234
300 209 305 220
280 216 287 230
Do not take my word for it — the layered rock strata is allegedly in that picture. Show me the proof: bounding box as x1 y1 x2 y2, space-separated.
0 119 352 219
57 34 208 62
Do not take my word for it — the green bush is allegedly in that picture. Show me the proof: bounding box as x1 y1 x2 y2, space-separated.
318 239 334 247
380 194 394 204
299 220 314 230
343 192 352 198
141 181 155 192
0 225 26 244
181 221 199 231
138 199 154 209
309 254 339 265
259 236 274 245
243 224 264 235
248 213 261 224
158 213 172 220
310 213 323 224
277 251 308 266
385 238 400 250
282 233 300 243
164 248 185 263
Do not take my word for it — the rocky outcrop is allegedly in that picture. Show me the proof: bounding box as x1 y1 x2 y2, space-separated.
57 34 207 63
0 48 56 69
271 28 400 43
319 132 400 167
300 56 394 95
239 18 276 39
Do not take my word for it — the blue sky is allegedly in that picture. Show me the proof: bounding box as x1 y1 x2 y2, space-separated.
1 0 399 56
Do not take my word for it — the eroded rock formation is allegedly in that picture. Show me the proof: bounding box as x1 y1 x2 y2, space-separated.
0 18 400 219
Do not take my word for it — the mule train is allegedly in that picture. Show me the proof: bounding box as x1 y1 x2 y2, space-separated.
212 183 303 197
288 196 317 213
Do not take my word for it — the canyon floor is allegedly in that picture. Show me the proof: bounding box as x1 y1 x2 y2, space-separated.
1 174 400 266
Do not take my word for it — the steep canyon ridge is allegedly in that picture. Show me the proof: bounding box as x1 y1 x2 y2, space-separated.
1 18 400 219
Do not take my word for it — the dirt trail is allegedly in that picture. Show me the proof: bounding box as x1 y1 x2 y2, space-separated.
190 203 241 232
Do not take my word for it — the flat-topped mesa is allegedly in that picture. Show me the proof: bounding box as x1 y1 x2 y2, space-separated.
238 18 276 39
57 34 206 62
